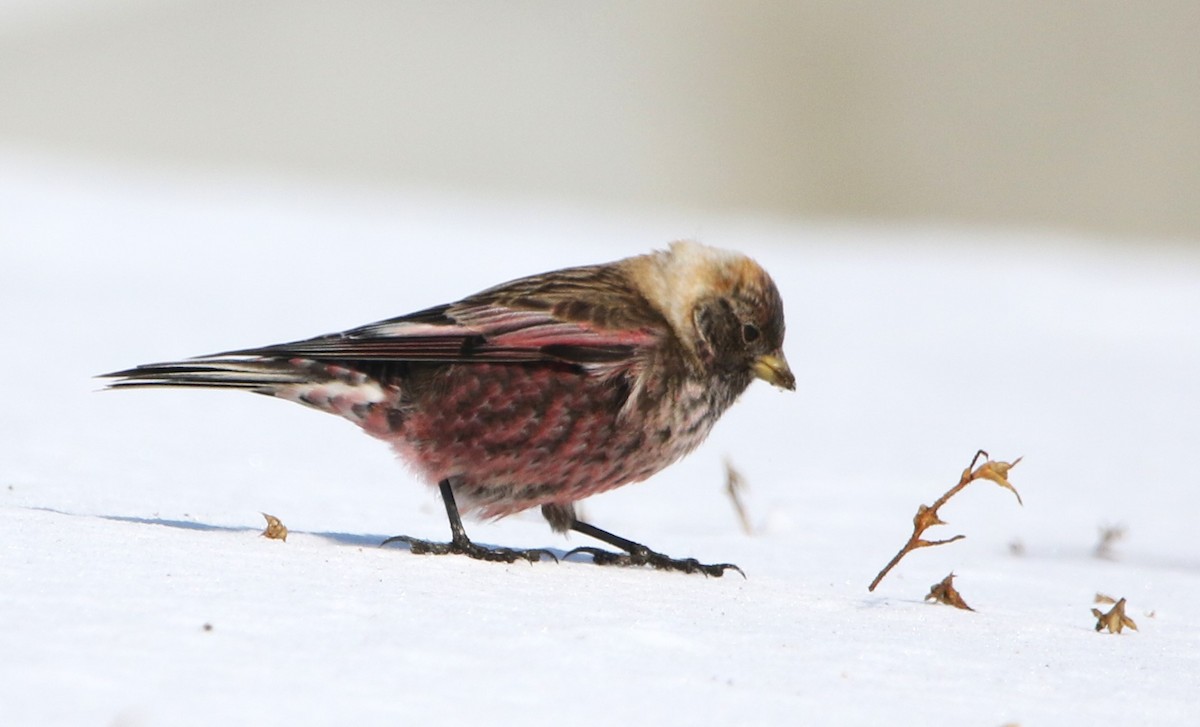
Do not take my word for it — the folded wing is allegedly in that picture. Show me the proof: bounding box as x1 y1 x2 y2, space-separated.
104 262 670 388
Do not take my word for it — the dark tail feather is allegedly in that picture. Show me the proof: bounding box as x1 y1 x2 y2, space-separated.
99 358 312 394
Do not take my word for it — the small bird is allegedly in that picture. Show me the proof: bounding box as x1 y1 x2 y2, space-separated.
102 241 794 575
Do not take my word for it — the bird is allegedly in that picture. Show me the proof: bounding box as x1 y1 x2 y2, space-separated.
101 240 794 576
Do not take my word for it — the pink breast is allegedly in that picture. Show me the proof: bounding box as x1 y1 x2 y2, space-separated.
374 362 686 518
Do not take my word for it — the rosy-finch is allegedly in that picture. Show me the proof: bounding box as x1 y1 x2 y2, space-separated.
103 241 794 576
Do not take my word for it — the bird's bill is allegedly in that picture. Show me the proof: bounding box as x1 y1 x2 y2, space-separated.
752 351 795 391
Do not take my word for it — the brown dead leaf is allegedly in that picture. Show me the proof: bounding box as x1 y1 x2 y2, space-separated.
925 572 974 611
1094 593 1117 605
261 512 288 542
973 457 1024 505
1092 597 1138 634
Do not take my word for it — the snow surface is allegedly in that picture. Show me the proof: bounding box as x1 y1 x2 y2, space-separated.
2 149 1199 726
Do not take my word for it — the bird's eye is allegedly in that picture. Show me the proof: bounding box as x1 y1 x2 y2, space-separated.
741 323 761 344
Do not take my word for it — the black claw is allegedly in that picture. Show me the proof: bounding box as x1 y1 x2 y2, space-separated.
380 481 557 565
567 520 744 577
381 534 556 564
564 545 744 578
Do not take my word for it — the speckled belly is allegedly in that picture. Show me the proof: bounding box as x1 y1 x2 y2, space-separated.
373 362 719 518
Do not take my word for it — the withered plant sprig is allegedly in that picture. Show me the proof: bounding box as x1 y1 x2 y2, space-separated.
1093 597 1138 634
869 450 1022 592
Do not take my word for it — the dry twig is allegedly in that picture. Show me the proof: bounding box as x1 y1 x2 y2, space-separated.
925 572 974 611
1093 525 1125 560
260 512 288 541
1092 597 1137 634
724 459 754 535
868 450 1022 592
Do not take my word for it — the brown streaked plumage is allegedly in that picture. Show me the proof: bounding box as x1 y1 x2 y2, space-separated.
102 240 794 575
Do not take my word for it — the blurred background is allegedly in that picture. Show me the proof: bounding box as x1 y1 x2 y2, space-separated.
2 0 1198 241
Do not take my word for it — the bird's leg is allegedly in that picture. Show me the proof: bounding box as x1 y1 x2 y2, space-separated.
565 519 743 578
382 480 556 564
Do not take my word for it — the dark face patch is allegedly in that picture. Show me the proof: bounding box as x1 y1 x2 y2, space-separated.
691 277 786 377
693 297 745 372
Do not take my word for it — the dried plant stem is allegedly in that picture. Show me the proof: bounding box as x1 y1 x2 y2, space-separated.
724 459 754 535
868 450 1022 592
869 533 966 593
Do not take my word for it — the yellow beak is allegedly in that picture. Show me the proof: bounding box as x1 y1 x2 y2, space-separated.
752 351 795 391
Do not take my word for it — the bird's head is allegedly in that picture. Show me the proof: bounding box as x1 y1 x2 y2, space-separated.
634 241 795 391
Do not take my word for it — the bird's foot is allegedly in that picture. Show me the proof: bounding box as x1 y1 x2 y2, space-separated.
565 545 744 578
381 534 556 564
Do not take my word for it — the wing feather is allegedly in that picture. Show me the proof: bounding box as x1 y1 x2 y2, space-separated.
216 264 666 369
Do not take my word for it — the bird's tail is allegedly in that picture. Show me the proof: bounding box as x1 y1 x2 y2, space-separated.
100 356 394 432
100 357 315 394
